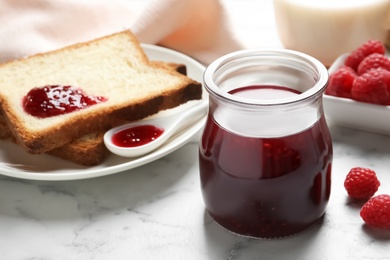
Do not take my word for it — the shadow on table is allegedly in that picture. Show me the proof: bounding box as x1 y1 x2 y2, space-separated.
330 124 390 155
361 225 390 240
202 209 326 260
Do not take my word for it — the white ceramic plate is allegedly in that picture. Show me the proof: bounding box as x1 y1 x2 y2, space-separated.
0 44 206 181
323 53 390 135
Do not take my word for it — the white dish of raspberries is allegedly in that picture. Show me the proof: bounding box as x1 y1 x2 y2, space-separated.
323 40 390 135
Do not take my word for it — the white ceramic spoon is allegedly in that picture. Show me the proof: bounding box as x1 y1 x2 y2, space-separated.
104 100 208 157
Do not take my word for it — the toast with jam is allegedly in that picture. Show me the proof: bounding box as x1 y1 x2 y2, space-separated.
0 30 202 158
0 61 189 166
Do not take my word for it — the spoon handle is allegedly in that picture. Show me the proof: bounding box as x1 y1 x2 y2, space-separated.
170 100 208 131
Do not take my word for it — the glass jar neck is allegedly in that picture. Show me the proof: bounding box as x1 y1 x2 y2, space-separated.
204 49 328 106
203 49 329 137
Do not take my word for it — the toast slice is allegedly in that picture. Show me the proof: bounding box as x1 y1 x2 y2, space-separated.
0 61 189 166
0 30 202 154
48 132 107 166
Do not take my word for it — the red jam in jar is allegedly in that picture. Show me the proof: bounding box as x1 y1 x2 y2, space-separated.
23 85 107 118
200 49 332 238
111 125 164 148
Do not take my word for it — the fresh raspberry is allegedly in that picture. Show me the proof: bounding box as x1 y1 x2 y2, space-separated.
345 40 386 71
357 53 390 75
360 194 390 229
325 66 356 98
344 167 380 199
351 68 390 105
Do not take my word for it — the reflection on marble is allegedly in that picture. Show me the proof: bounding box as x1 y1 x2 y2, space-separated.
0 123 390 259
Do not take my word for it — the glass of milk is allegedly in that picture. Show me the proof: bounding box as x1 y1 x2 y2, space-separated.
274 0 390 67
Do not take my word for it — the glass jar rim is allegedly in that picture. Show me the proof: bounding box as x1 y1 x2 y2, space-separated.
203 48 329 106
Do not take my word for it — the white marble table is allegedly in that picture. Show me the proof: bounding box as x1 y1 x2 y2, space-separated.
1 1 390 259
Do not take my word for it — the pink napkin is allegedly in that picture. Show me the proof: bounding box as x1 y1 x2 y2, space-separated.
0 0 243 64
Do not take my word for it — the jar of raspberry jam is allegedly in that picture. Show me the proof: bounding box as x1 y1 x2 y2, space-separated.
199 49 332 239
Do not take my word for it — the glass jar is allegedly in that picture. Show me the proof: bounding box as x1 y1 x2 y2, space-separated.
199 49 333 239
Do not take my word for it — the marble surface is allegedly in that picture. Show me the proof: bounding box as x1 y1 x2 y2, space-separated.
1 1 390 259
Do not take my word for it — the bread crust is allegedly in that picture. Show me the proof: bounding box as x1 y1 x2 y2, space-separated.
48 132 108 166
0 107 11 139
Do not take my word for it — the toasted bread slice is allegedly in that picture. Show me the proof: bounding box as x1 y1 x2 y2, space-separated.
0 61 189 166
48 132 107 166
0 30 202 154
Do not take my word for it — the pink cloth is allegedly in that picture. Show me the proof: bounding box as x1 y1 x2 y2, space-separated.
0 0 243 64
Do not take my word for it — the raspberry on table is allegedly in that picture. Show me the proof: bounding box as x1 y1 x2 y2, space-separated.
325 66 356 99
351 68 390 105
360 194 390 229
344 167 380 199
344 40 386 72
357 53 390 75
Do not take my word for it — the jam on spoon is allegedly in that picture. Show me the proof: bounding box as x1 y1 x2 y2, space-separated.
111 125 164 148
